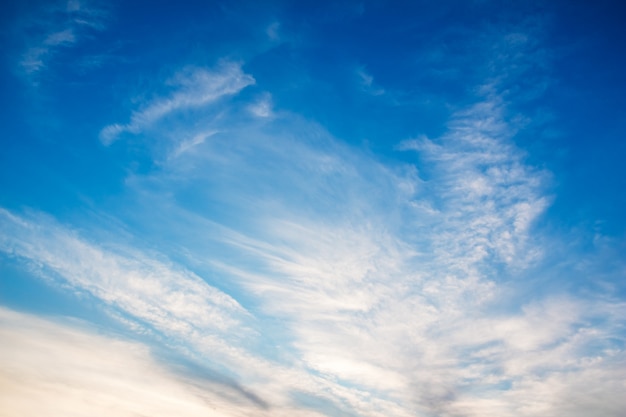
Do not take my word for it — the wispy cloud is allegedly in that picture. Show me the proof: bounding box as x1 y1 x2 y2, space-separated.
248 92 274 118
2 14 625 416
0 209 252 352
3 47 626 413
398 95 550 269
19 0 107 76
99 62 255 145
43 28 77 46
3 82 626 414
356 67 385 96
266 22 281 41
103 72 624 415
0 307 269 417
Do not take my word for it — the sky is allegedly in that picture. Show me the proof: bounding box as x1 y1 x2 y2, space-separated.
1 1 626 416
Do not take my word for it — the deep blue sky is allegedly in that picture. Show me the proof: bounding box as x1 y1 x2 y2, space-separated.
1 1 625 416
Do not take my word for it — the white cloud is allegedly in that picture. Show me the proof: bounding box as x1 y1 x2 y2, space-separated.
0 208 404 417
20 48 48 74
107 83 625 417
43 28 76 46
356 67 385 96
0 209 251 346
266 22 281 41
18 0 106 76
4 27 626 414
248 92 274 118
99 62 255 144
0 307 271 417
398 96 550 270
3 74 625 415
171 130 220 158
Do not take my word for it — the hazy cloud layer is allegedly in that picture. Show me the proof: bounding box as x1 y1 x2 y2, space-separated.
2 75 624 415
1 2 625 417
0 308 272 417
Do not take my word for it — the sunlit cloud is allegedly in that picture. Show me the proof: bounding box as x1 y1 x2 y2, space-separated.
0 307 269 417
1 2 625 417
3 66 624 415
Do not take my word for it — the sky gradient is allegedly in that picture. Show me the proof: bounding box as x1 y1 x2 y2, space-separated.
1 1 626 416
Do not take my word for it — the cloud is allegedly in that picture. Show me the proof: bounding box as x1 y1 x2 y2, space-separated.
266 22 281 41
398 95 551 269
3 70 626 415
171 130 220 158
0 207 400 416
248 92 274 118
0 208 252 349
43 28 76 46
356 67 385 96
3 17 626 415
99 62 255 144
108 77 624 416
18 0 107 76
0 307 269 417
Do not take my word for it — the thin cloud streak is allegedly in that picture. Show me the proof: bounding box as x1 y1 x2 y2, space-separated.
99 62 255 144
19 0 107 76
0 208 252 345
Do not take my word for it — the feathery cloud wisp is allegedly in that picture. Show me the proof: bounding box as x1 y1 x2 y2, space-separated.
19 0 106 76
99 62 255 144
2 6 626 414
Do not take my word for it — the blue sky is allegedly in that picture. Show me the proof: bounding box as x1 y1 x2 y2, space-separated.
1 1 625 416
